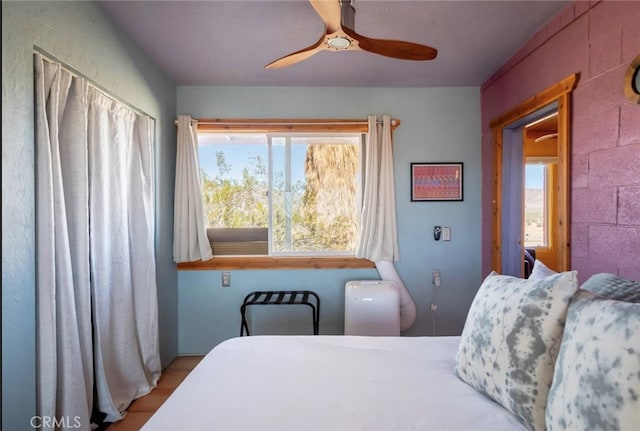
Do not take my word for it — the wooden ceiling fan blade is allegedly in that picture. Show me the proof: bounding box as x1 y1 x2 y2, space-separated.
345 28 437 61
264 47 322 69
309 0 342 33
264 35 326 69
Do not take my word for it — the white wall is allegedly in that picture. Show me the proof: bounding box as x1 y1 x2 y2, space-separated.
2 2 177 429
177 86 482 353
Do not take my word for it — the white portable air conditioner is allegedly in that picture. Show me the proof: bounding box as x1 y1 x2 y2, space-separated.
344 280 400 336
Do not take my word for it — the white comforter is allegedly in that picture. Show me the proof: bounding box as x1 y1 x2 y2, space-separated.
141 336 526 431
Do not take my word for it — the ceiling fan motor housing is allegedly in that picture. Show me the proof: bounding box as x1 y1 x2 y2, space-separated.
340 0 355 30
326 35 354 50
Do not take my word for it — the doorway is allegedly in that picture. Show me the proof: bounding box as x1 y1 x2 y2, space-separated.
490 74 578 276
523 112 559 270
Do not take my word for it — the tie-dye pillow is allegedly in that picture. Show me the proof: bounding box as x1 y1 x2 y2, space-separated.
546 290 640 430
454 270 578 431
580 272 640 303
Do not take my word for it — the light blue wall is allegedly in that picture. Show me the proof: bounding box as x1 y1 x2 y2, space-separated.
2 2 177 429
177 86 482 354
1 2 485 422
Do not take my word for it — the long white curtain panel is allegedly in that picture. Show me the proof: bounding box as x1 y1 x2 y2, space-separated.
173 115 212 262
35 53 161 430
35 53 94 431
357 115 416 331
87 89 161 422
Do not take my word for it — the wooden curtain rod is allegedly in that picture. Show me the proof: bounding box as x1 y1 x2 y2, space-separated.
173 118 400 132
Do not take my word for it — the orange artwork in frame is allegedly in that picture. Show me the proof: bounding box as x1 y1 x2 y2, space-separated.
411 162 463 201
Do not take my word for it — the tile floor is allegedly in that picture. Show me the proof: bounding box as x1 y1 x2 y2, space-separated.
105 355 204 431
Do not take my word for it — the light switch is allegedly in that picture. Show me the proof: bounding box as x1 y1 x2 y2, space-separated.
442 227 451 241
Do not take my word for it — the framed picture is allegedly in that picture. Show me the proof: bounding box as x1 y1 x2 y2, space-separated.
411 162 463 201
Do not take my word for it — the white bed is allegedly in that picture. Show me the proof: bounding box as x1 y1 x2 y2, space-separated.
141 335 526 431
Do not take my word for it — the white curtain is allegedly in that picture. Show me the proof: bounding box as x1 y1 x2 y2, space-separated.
35 53 161 429
173 115 212 262
35 53 94 431
357 115 416 331
88 90 161 422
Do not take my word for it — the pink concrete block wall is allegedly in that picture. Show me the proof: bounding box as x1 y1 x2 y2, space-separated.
618 186 640 226
481 0 640 282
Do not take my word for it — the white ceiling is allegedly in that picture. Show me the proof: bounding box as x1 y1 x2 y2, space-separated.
99 0 569 88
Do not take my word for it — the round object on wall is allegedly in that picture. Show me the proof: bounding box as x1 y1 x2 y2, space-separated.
624 54 640 104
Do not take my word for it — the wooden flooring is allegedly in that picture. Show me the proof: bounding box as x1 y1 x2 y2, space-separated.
106 355 204 431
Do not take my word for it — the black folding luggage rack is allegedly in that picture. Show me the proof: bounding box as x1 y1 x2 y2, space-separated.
240 290 320 336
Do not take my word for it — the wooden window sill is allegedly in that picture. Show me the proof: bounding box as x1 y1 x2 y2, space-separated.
177 256 376 270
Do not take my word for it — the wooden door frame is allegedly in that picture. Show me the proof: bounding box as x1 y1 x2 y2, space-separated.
490 73 579 273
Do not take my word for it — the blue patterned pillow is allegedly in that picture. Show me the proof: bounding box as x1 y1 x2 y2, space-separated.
454 270 579 431
546 290 640 430
580 273 640 303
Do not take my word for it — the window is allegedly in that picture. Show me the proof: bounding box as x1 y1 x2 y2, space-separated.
198 132 363 256
524 163 548 247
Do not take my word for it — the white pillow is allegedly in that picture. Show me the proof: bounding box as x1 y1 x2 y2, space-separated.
546 290 640 430
528 259 557 280
454 270 578 431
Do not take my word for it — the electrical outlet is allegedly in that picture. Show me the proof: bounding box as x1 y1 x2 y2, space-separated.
221 272 231 287
432 269 441 287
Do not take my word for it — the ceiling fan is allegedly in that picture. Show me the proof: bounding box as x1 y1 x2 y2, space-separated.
265 0 438 69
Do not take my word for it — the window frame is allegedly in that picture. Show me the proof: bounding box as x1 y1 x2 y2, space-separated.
177 118 400 270
267 132 364 256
